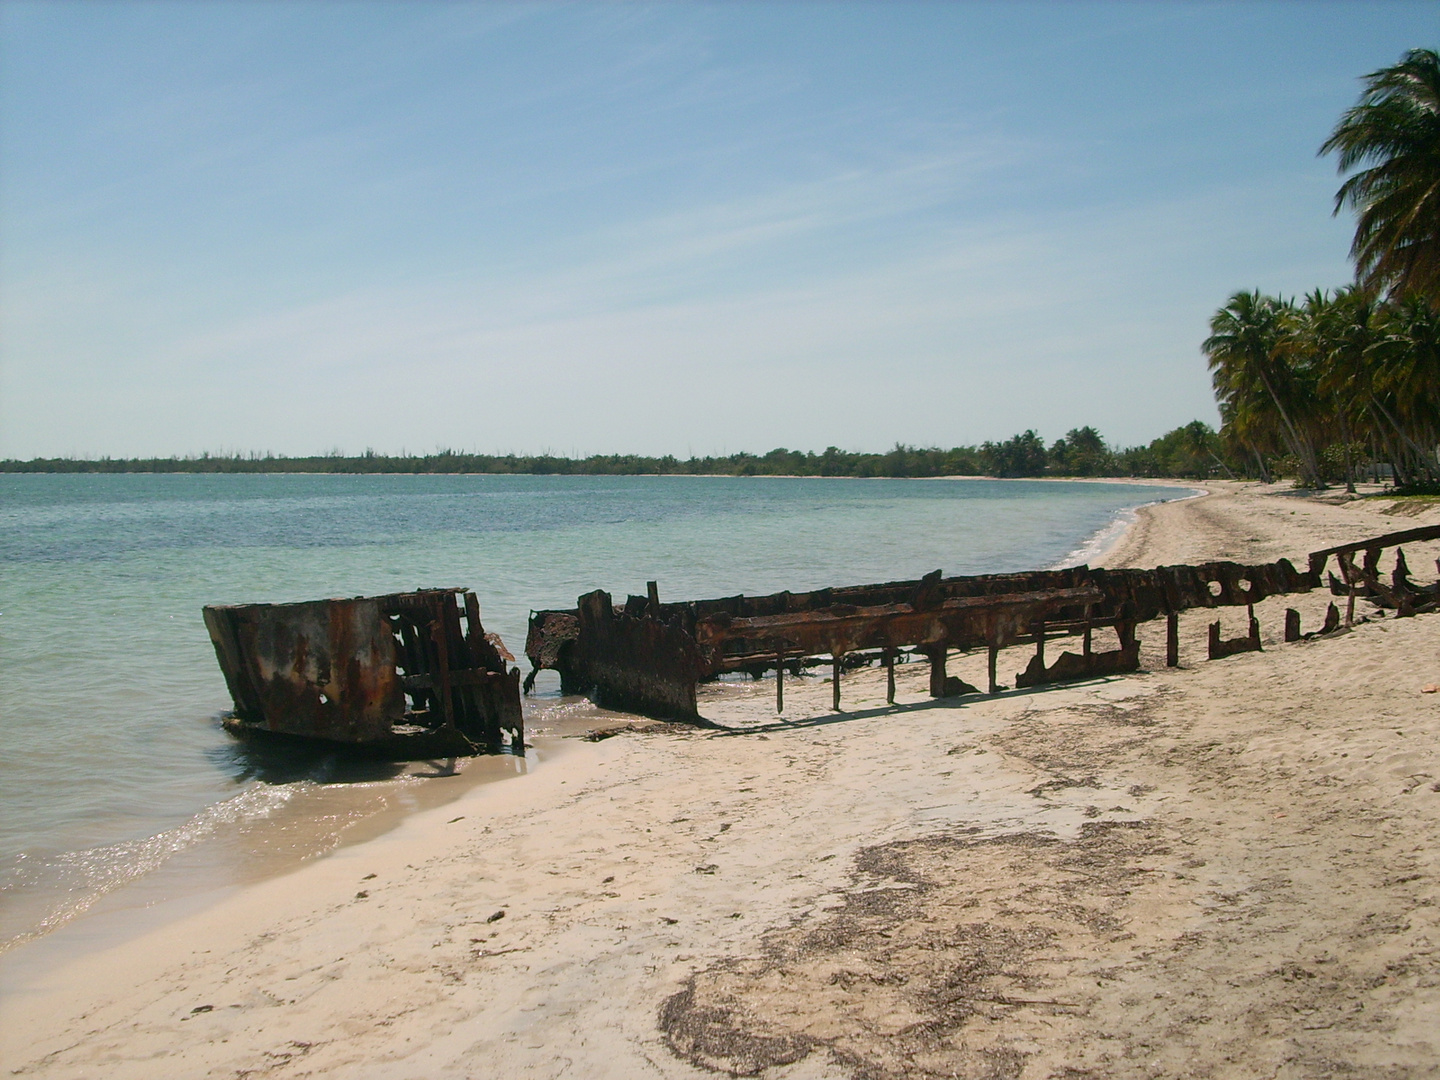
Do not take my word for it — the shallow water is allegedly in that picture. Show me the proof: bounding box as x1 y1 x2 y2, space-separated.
0 473 1194 951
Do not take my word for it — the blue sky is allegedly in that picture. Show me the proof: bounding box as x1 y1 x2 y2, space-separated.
1 2 1435 459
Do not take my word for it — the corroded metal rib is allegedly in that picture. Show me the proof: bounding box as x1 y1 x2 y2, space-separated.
523 525 1439 723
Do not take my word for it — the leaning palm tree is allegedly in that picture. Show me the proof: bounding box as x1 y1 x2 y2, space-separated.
1368 296 1440 485
1320 48 1440 303
1306 286 1381 491
1204 290 1325 487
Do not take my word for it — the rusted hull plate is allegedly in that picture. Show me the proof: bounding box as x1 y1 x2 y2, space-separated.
523 610 581 694
1015 642 1141 688
569 590 703 720
1209 615 1263 660
204 598 402 742
693 586 1106 659
205 588 522 755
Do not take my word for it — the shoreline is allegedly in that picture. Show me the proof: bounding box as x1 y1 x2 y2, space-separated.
0 701 639 976
6 482 1439 1077
3 468 1219 481
1052 478 1208 568
0 475 1187 964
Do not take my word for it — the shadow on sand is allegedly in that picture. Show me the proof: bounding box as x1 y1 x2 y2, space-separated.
706 673 1134 737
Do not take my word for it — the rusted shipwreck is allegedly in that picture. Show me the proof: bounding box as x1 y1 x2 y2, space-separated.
525 524 1440 722
205 588 523 757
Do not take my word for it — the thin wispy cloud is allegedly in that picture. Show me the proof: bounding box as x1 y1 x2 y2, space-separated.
0 3 1428 458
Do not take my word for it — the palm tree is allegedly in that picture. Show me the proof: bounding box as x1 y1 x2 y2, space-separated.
1204 290 1324 487
1304 286 1381 491
1320 48 1440 303
1369 296 1440 485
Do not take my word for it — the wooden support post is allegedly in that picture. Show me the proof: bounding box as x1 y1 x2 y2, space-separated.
1082 604 1093 656
647 580 660 617
775 652 784 714
885 648 896 704
929 648 947 698
1032 619 1046 669
1394 547 1411 589
432 600 455 731
1166 611 1179 667
832 654 842 712
463 590 483 660
987 642 999 694
1207 620 1221 660
1284 608 1301 642
1248 603 1260 649
1339 553 1357 626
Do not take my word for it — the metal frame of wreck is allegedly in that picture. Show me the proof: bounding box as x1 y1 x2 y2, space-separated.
206 587 524 754
525 524 1440 723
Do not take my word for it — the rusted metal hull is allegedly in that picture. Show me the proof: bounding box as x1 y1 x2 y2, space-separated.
205 588 522 756
523 526 1440 723
693 585 1108 661
1310 524 1440 618
568 590 704 720
524 557 1327 721
204 597 403 743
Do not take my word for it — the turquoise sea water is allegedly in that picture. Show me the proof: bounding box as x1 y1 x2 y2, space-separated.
0 473 1195 951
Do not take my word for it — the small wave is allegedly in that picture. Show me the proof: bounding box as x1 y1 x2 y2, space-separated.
0 783 301 953
1052 507 1142 568
1051 487 1205 569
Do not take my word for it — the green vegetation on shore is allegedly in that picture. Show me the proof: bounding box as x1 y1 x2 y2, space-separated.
0 422 1223 479
1204 48 1440 493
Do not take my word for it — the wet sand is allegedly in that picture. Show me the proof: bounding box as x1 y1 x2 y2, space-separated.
0 702 641 992
4 480 1439 1079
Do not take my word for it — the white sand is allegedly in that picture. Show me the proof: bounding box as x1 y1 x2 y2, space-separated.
4 481 1439 1079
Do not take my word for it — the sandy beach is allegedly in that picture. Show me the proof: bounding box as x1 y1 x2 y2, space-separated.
4 480 1439 1079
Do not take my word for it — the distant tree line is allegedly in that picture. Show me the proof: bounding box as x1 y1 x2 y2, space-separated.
0 423 1231 479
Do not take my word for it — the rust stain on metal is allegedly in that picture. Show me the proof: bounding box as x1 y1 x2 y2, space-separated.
523 526 1440 723
524 558 1329 720
205 588 523 757
1208 606 1263 660
1310 523 1440 618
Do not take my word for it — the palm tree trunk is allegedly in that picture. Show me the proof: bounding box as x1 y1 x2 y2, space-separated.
1371 404 1414 486
1335 396 1357 493
1250 444 1272 484
1370 394 1438 483
1253 364 1323 487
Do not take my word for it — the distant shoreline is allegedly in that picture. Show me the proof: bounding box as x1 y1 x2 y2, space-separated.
1 465 1212 482
0 433 1219 482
